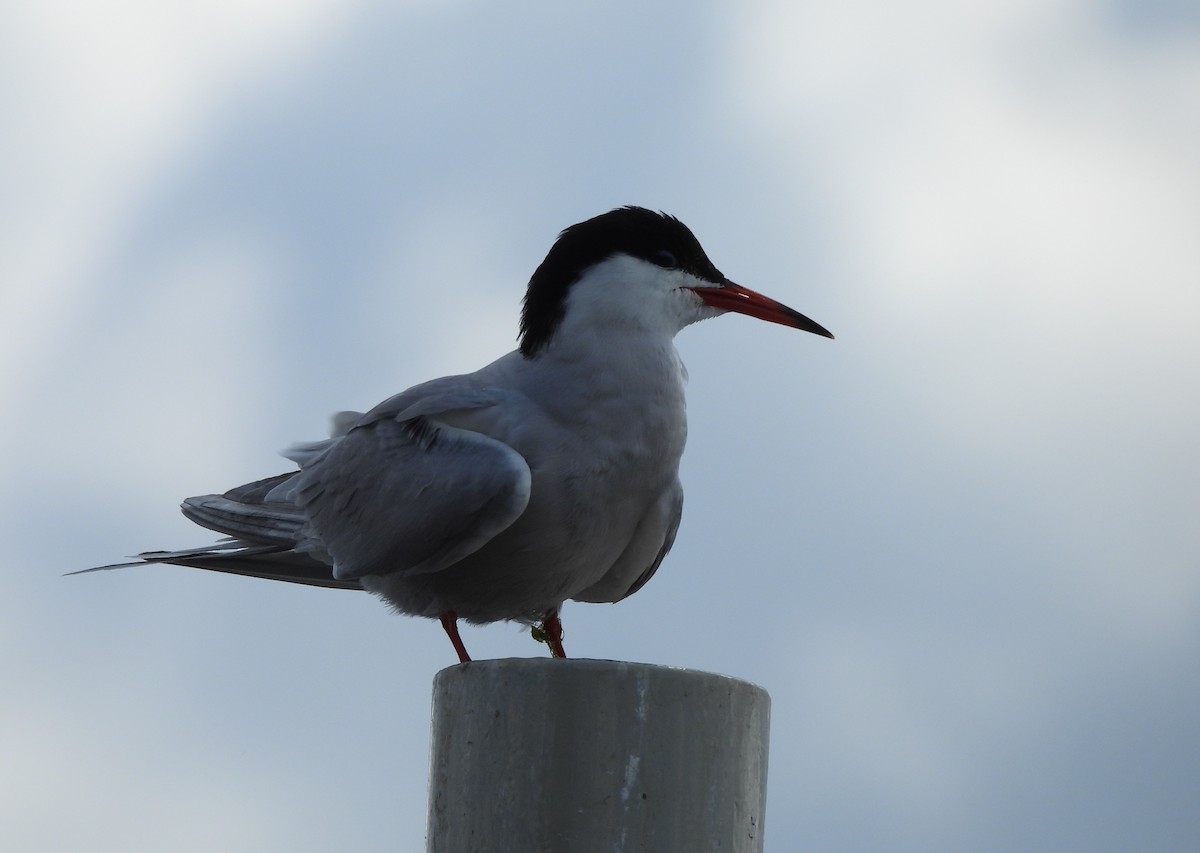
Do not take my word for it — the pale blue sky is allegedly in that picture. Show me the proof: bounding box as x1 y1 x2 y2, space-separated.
4 2 1199 850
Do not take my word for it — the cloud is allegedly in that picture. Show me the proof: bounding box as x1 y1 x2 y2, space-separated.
5 2 1199 851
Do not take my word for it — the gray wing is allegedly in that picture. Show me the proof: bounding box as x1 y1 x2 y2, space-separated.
615 479 683 600
618 498 682 600
74 377 529 587
571 478 683 604
292 412 531 581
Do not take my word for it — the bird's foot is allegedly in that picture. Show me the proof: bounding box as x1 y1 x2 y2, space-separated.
532 609 567 658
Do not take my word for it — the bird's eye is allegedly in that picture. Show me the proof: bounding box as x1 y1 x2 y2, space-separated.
649 249 679 269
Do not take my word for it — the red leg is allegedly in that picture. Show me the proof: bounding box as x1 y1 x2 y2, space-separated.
440 611 471 663
542 608 567 659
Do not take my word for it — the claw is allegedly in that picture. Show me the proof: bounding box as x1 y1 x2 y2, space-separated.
533 608 567 658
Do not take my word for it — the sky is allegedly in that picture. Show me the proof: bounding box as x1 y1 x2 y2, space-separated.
4 1 1199 850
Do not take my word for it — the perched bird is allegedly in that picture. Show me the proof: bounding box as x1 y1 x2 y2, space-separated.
77 207 832 662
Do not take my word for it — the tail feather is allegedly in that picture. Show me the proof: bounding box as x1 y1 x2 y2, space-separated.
181 494 304 545
71 469 362 591
68 540 361 590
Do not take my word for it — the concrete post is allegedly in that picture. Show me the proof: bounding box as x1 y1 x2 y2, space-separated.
426 658 771 852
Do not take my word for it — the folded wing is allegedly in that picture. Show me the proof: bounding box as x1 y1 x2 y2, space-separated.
76 380 533 587
291 413 531 581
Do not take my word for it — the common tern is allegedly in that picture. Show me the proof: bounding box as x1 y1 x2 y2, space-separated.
77 207 833 662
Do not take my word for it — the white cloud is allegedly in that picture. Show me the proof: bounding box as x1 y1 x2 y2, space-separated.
1 0 354 401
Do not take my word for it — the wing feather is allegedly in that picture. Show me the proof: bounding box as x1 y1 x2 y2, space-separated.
570 478 683 603
76 378 530 590
295 414 531 581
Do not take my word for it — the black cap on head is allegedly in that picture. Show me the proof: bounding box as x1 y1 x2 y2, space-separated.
519 207 724 357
